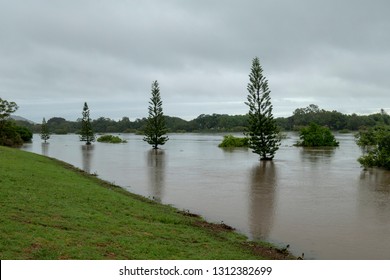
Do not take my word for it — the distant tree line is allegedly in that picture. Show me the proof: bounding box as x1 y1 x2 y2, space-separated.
11 109 389 135
276 104 390 131
14 105 388 135
15 113 248 135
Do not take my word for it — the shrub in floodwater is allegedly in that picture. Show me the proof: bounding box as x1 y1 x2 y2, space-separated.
218 135 249 148
296 123 339 147
97 135 127 143
356 125 390 169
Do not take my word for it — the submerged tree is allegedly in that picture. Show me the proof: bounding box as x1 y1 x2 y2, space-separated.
296 123 339 147
143 80 169 149
245 57 280 160
356 125 390 169
40 117 50 143
80 102 95 145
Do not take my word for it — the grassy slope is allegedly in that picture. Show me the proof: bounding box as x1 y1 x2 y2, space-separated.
0 146 290 260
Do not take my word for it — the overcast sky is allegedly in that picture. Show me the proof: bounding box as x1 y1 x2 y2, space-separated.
1 0 389 122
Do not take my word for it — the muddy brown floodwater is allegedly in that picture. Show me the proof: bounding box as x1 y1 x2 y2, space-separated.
22 133 390 259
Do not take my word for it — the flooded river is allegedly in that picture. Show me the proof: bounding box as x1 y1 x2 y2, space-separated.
21 133 390 259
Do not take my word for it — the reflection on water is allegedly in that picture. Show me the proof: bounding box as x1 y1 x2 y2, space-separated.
41 143 49 157
249 161 276 240
359 169 390 222
360 169 390 192
147 149 166 202
81 145 94 174
300 147 336 164
20 133 390 259
354 169 390 259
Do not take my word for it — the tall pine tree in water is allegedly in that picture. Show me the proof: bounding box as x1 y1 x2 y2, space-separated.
143 81 169 149
80 102 95 145
40 117 50 143
245 57 280 160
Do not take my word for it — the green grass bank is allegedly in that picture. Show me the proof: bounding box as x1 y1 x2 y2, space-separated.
0 146 291 260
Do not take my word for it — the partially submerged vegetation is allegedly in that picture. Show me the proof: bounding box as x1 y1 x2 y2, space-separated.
4 92 390 173
356 125 390 170
0 146 292 259
218 135 249 148
79 102 95 145
143 80 169 149
97 134 127 143
245 57 280 160
295 123 339 147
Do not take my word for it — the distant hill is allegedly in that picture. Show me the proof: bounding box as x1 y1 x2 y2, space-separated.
10 115 36 124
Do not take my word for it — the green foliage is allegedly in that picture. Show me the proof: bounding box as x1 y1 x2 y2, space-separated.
30 114 250 134
355 127 378 151
0 97 19 121
0 98 32 147
218 135 249 148
0 122 23 147
97 134 127 143
189 114 248 132
46 117 75 134
15 126 32 142
40 117 50 142
143 81 169 149
79 102 95 145
92 117 120 133
245 57 280 160
356 125 390 169
0 122 32 147
296 123 339 147
25 106 390 135
277 105 390 131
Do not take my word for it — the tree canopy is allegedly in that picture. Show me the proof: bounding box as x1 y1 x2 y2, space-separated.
356 125 390 169
277 105 390 131
296 123 339 147
79 102 95 145
245 57 280 160
143 81 169 149
0 98 18 122
40 117 50 143
0 98 32 147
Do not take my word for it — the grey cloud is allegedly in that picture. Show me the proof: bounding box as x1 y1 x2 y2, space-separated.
1 0 390 122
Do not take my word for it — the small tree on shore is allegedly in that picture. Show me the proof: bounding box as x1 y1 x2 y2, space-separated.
245 57 280 160
0 98 24 147
0 98 18 125
80 102 95 145
40 117 50 143
143 80 169 149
